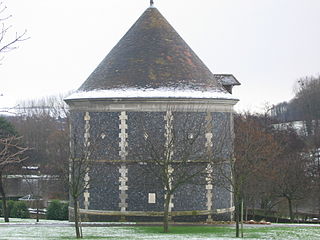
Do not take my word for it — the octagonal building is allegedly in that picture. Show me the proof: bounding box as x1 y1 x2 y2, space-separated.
65 4 240 222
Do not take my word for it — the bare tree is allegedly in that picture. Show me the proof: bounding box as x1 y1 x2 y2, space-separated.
293 76 320 215
270 128 310 222
132 110 228 233
11 94 70 184
308 148 320 215
2 95 70 221
272 153 310 221
295 76 320 137
220 113 281 237
22 165 52 223
16 93 70 118
0 135 28 222
66 124 99 238
0 1 28 63
68 137 90 238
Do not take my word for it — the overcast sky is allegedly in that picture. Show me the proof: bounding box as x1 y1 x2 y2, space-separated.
1 0 320 112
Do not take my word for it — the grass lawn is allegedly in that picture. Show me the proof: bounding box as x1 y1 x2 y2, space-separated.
0 219 319 239
136 226 320 239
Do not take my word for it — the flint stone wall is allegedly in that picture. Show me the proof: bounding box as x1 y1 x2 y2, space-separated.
69 109 233 222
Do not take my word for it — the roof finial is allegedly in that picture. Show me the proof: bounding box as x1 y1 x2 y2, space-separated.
150 0 154 7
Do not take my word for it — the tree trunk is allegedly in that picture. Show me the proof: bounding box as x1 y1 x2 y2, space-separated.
287 197 294 222
234 195 240 238
252 204 256 220
73 199 81 238
245 205 248 222
163 192 171 233
0 173 9 222
241 198 244 238
36 199 39 222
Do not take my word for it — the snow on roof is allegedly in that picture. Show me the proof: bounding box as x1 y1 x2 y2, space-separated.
65 87 238 101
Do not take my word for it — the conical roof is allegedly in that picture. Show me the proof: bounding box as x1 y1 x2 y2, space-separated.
77 7 226 93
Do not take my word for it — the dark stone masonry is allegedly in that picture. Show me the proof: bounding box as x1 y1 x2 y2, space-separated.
65 4 240 222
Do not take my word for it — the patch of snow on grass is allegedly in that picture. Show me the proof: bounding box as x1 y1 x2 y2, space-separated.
0 219 319 240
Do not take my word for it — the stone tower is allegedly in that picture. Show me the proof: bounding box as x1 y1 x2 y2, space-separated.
65 4 240 222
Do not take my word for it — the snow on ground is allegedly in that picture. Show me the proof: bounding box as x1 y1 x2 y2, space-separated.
0 226 228 240
0 219 319 240
65 87 236 100
0 226 319 240
0 218 69 224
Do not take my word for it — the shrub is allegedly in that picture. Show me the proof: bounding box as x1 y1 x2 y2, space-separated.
61 202 69 220
7 200 15 217
11 201 30 218
46 200 68 220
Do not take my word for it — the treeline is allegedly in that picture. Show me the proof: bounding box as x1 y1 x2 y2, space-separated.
234 113 319 223
0 95 69 222
257 75 320 220
272 75 320 134
5 95 69 175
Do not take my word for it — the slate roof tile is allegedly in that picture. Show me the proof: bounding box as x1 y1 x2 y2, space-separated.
78 7 226 93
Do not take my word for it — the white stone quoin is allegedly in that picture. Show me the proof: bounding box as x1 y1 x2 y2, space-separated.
83 112 91 210
205 113 214 221
164 110 174 212
118 111 129 212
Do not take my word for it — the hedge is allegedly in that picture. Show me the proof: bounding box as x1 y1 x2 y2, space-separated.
46 200 68 220
11 201 30 218
0 200 30 218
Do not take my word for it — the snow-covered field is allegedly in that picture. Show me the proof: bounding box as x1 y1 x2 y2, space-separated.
0 219 319 240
